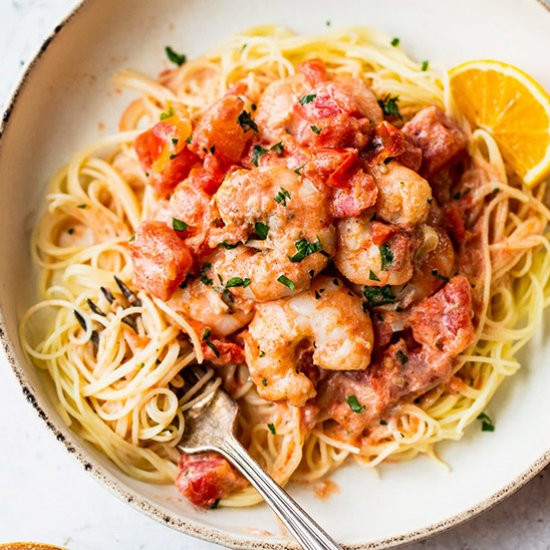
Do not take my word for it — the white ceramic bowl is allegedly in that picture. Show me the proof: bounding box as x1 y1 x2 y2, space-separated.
1 0 550 548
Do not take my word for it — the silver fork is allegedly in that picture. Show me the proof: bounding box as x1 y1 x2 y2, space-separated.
178 366 342 550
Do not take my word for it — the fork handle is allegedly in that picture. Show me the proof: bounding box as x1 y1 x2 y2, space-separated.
219 435 342 550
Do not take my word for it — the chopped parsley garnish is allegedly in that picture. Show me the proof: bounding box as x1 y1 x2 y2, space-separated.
277 275 296 292
267 423 277 435
274 187 291 206
391 37 400 47
251 144 268 166
421 60 429 71
254 221 269 240
185 135 193 144
427 198 433 205
310 125 321 135
172 218 188 232
259 351 266 358
369 270 380 282
432 269 450 283
270 142 284 156
377 94 403 120
165 46 186 66
237 110 258 133
201 328 220 358
477 412 495 432
326 20 331 27
294 164 306 175
379 243 394 270
289 237 323 263
199 263 213 286
77 204 86 209
492 187 500 194
299 94 317 105
262 376 267 384
379 419 388 426
219 240 237 250
346 395 365 413
225 277 251 288
369 211 377 222
362 285 396 307
160 106 174 121
453 191 462 200
396 350 409 364
171 138 179 146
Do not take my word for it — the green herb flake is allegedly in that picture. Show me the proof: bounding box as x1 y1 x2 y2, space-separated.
294 164 306 175
363 285 396 307
262 376 268 385
432 269 450 283
199 263 213 286
274 187 291 206
453 191 462 200
160 106 174 121
77 204 86 209
396 350 409 364
379 243 394 271
270 142 284 156
237 110 258 133
391 37 400 47
254 221 269 240
477 412 495 432
325 20 331 27
346 395 365 414
377 94 403 120
201 328 220 358
310 124 321 135
251 144 268 166
219 240 238 250
267 422 277 435
171 138 179 146
185 135 193 144
259 351 266 359
165 46 187 67
299 94 317 105
172 218 188 232
128 234 135 242
427 198 433 205
289 237 323 263
421 60 429 71
380 419 388 426
277 275 296 292
369 270 380 282
225 277 251 288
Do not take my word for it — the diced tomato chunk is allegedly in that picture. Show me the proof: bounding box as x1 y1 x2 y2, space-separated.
409 275 475 356
327 151 361 188
330 169 378 218
191 95 254 163
130 222 193 301
296 58 328 86
202 339 245 366
370 221 399 246
135 121 199 197
402 106 467 176
176 452 247 508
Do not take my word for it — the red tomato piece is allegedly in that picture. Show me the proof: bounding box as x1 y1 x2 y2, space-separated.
296 58 328 86
130 221 193 301
175 452 247 508
202 339 246 366
330 169 378 218
409 275 475 356
135 122 199 197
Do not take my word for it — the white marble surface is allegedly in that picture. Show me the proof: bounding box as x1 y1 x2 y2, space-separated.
1 1 550 549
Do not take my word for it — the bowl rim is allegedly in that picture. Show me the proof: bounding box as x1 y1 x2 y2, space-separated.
1 1 549 548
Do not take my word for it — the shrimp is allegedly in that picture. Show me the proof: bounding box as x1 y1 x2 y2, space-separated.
167 277 254 337
335 215 414 286
255 59 382 146
370 161 432 226
243 277 373 406
209 166 335 301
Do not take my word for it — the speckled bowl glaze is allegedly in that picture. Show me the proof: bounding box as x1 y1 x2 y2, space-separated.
1 0 550 548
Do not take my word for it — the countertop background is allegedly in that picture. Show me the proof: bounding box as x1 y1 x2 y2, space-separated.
1 1 550 549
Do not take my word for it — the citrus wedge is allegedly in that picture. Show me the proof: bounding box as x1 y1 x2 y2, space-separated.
450 60 550 186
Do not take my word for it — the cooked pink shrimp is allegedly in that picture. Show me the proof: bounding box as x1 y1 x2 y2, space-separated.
370 161 432 226
209 166 335 302
335 215 414 286
243 277 373 406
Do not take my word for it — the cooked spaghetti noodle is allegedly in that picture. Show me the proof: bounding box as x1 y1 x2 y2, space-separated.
20 26 550 508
